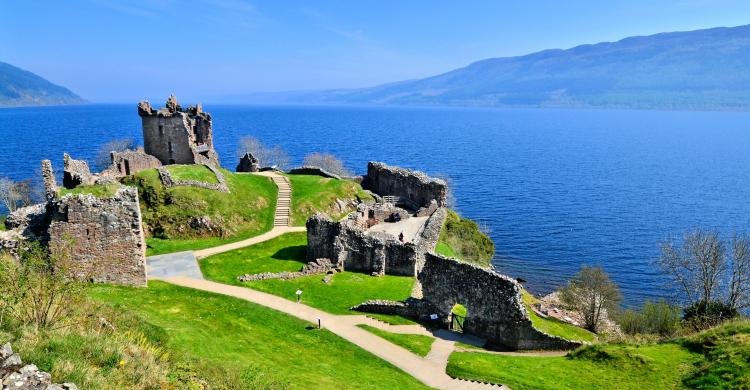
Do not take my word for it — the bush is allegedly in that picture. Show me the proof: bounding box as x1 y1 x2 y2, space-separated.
0 242 84 331
683 301 738 331
618 300 682 337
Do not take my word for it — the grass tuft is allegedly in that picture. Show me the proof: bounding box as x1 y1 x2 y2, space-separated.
357 325 435 357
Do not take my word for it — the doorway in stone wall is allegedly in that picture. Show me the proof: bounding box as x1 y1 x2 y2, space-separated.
450 303 467 333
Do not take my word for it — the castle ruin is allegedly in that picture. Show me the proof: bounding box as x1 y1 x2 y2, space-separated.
138 95 220 167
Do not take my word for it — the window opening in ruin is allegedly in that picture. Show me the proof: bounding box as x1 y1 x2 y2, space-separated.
168 141 173 155
124 160 131 175
450 303 467 333
158 125 164 135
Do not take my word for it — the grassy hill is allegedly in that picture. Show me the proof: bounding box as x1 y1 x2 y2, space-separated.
0 61 85 107
447 320 750 389
288 174 372 226
122 167 277 255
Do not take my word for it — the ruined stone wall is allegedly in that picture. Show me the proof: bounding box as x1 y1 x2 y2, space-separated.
47 187 147 287
156 165 229 193
106 148 162 177
62 153 95 189
236 152 260 173
416 253 581 350
138 96 220 167
364 162 447 208
306 213 429 277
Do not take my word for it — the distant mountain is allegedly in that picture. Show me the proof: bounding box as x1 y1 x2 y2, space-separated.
0 62 85 107
249 24 750 110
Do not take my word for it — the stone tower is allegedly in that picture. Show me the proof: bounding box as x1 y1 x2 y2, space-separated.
137 95 220 166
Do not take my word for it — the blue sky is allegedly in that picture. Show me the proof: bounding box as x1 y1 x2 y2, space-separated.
2 0 749 102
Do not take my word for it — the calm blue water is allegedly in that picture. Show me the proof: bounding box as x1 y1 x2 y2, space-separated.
2 104 750 306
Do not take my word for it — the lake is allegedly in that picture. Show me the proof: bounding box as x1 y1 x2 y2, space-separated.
2 104 749 306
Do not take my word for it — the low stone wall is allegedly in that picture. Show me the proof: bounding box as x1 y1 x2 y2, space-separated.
288 166 342 180
416 253 581 350
0 343 78 390
364 162 447 208
156 165 229 193
238 258 337 282
48 187 147 287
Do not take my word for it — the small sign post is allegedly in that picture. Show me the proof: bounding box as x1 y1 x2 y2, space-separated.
296 289 303 303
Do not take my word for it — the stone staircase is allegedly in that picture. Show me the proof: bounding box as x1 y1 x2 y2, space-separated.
272 175 292 227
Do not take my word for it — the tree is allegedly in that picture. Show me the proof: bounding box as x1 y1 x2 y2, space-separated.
658 230 750 312
560 266 621 332
302 152 353 177
94 138 136 171
0 177 33 213
236 136 290 170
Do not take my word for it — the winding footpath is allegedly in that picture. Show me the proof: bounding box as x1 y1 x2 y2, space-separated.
147 171 514 389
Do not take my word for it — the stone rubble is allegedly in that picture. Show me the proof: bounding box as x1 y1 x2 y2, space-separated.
238 258 339 282
0 343 77 390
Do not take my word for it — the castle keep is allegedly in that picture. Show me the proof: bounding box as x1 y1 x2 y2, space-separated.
138 95 220 166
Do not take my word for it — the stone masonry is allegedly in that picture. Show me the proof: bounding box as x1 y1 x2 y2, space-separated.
47 187 147 286
306 207 446 276
104 147 162 177
0 343 78 390
363 162 447 208
236 152 260 173
416 253 581 349
62 153 95 189
138 95 220 167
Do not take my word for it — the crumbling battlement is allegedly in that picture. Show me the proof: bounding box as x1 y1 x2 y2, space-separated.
363 162 447 208
138 95 220 167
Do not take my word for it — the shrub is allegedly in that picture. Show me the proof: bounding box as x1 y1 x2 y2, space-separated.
618 300 681 337
683 301 738 331
0 241 84 331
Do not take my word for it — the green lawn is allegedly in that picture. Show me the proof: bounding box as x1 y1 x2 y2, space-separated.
522 290 596 343
166 164 219 184
58 183 121 198
88 281 429 390
437 210 494 267
358 325 435 357
288 174 372 226
200 233 416 318
201 232 308 277
447 343 701 390
0 215 6 231
123 168 277 255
